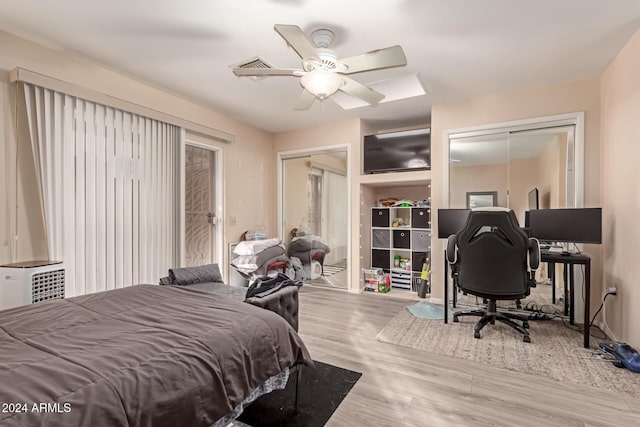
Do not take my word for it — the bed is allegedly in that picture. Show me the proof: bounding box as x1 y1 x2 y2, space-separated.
0 284 312 426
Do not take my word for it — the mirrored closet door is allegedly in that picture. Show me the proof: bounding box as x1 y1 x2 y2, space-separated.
281 149 349 289
449 124 577 316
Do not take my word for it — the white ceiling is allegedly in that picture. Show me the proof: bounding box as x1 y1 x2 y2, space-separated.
1 0 640 133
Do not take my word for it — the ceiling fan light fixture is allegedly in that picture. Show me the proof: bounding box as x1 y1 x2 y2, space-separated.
310 28 335 49
300 70 344 99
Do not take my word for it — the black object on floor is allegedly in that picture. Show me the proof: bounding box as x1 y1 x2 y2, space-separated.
237 361 362 427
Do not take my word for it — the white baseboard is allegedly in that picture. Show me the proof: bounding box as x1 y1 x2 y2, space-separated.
595 320 617 341
429 296 444 305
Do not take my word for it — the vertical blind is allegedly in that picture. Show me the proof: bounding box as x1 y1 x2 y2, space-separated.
22 83 180 297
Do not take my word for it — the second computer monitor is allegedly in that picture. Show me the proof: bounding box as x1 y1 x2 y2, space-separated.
437 209 470 238
529 208 602 244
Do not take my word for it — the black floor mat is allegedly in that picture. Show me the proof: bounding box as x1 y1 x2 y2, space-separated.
236 361 362 427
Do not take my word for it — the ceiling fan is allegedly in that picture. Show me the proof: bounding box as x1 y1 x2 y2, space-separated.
232 24 408 110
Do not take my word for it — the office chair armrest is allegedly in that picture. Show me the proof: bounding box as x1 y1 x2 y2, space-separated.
446 235 458 264
528 237 540 270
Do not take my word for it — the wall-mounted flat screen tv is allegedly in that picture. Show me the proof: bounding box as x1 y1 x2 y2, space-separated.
363 128 430 174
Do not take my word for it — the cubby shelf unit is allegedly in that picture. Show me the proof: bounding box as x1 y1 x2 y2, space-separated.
370 206 431 291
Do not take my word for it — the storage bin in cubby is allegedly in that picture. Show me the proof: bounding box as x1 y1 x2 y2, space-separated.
372 208 389 227
411 207 431 228
372 229 390 248
393 229 410 249
371 249 390 269
411 251 430 273
412 230 431 252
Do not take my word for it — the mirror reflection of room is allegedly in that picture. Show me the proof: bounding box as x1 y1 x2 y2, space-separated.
449 125 575 316
282 150 348 289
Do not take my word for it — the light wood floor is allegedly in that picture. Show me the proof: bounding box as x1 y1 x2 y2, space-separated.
297 286 640 427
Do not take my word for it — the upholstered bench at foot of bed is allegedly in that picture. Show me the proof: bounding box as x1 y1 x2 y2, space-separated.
245 286 300 332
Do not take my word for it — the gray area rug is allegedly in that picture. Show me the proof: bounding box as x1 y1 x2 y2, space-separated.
377 308 640 397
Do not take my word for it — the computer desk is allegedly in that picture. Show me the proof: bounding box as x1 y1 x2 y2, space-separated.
540 250 591 348
443 249 592 348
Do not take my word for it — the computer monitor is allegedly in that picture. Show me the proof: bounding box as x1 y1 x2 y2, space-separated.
529 208 602 244
528 187 539 210
437 209 470 238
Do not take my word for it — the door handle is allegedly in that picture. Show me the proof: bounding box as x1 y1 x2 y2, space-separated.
207 212 215 224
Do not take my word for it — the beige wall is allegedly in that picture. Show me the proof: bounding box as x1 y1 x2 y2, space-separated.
601 28 640 347
450 163 509 209
0 30 275 281
431 78 602 310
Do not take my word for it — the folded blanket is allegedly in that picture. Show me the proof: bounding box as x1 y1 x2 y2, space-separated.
232 245 286 270
246 273 302 299
234 238 283 256
169 263 223 285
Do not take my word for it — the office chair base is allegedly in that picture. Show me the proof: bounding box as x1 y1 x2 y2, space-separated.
453 303 531 343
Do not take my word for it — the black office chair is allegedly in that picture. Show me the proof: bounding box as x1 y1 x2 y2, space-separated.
446 208 540 342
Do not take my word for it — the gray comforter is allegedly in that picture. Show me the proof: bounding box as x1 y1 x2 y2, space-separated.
0 284 312 427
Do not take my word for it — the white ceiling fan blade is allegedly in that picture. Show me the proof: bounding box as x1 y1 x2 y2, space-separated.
340 77 385 105
339 45 407 74
233 67 303 77
294 89 316 110
274 24 320 62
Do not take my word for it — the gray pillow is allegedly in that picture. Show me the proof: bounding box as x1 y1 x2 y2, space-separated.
168 264 223 285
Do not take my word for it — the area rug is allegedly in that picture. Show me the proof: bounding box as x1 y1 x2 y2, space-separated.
376 308 640 397
234 361 362 427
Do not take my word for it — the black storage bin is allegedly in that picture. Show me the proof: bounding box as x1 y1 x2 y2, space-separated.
372 208 390 227
371 249 390 269
411 251 430 272
393 229 410 249
411 208 431 228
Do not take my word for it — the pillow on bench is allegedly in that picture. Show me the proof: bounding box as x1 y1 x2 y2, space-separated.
167 263 223 286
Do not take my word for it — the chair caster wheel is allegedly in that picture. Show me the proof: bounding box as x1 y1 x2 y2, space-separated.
523 335 531 343
523 322 529 329
453 316 459 323
474 331 481 339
